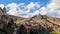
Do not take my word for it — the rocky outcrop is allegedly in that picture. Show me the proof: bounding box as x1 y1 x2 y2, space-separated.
0 7 60 34
0 7 16 34
15 14 60 34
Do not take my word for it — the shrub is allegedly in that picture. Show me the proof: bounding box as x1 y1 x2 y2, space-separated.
50 30 60 34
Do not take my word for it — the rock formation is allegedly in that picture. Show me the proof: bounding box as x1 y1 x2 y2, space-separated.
0 7 60 34
0 7 16 34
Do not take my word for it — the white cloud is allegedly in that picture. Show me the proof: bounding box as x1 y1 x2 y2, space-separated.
39 0 60 18
25 2 35 9
40 7 48 15
6 3 18 9
47 0 60 18
24 2 40 10
1 0 59 18
6 2 40 18
33 10 40 15
35 2 40 8
0 4 4 9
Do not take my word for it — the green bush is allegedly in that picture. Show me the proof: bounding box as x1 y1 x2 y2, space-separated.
50 30 60 34
7 23 14 34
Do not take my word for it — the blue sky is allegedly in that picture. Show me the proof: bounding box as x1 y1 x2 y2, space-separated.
0 0 50 6
0 0 60 18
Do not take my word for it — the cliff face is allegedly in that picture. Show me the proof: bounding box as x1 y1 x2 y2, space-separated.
0 7 7 29
0 7 18 34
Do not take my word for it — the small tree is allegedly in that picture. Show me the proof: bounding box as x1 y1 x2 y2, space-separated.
7 23 14 34
17 25 27 34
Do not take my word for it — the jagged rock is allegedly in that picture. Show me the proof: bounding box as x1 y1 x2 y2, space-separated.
0 7 15 34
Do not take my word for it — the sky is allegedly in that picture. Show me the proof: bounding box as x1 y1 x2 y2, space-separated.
0 0 60 18
0 0 49 5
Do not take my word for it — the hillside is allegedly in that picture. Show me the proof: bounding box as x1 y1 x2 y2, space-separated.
0 7 60 34
14 14 60 31
6 11 60 30
15 14 60 26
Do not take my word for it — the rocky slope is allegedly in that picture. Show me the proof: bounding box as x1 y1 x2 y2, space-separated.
0 7 60 34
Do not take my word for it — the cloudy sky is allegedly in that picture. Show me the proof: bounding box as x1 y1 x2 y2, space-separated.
0 0 60 18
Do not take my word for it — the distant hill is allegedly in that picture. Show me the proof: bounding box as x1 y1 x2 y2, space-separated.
13 14 60 26
7 12 60 27
28 14 60 26
7 14 26 20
